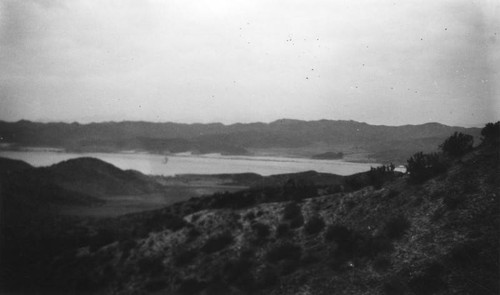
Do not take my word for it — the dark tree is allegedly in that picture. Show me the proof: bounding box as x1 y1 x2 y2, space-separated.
406 152 447 183
439 132 474 157
481 122 500 146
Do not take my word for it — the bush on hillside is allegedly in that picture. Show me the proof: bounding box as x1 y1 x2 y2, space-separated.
303 215 325 235
368 164 395 189
289 214 304 229
443 192 466 210
244 211 256 220
373 254 392 272
173 248 198 266
406 152 447 183
251 222 271 245
223 257 253 284
252 222 271 239
144 278 168 292
280 259 300 275
144 213 186 233
266 242 302 263
276 223 290 238
382 215 411 239
481 121 500 146
283 178 317 201
439 132 474 157
186 227 201 242
324 224 352 243
201 231 233 254
382 277 408 295
205 277 231 295
300 252 320 265
137 256 164 275
89 229 116 252
255 266 278 289
408 262 446 295
177 278 208 295
283 202 302 220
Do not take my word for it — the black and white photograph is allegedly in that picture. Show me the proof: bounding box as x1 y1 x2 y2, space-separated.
0 0 499 294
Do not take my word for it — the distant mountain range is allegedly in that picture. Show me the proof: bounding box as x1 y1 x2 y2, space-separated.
0 119 481 163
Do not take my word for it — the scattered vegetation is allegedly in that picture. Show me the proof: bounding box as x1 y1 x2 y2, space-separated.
381 215 411 239
406 152 447 183
201 231 233 254
173 248 198 266
252 222 271 239
266 242 302 263
303 215 325 235
368 164 395 189
480 121 500 146
283 202 302 220
276 223 290 238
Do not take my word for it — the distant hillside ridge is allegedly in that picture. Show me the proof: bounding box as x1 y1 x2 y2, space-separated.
0 119 481 162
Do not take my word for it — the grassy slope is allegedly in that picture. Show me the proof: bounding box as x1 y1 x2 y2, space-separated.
41 145 499 295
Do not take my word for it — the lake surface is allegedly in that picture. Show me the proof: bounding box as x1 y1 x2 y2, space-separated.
0 150 378 176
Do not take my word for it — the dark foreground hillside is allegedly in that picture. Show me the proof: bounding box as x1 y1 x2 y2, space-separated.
0 128 498 294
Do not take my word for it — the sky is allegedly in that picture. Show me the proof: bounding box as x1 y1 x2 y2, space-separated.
0 0 499 127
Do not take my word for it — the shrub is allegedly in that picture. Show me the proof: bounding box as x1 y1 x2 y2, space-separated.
245 211 256 220
283 202 302 220
255 266 278 289
142 213 186 234
276 223 290 238
366 236 394 256
303 215 325 235
408 263 446 295
119 239 136 259
223 258 253 283
138 256 164 275
382 215 411 239
89 229 116 252
289 214 304 229
205 277 231 295
449 243 478 268
201 231 233 254
177 278 208 295
186 227 201 242
368 164 395 189
406 152 447 183
481 121 500 146
174 248 198 266
280 259 300 275
266 242 302 263
324 225 351 242
283 178 317 201
439 132 474 157
373 255 392 271
383 277 407 295
385 189 400 199
300 252 320 265
443 193 466 210
252 222 271 239
144 278 167 292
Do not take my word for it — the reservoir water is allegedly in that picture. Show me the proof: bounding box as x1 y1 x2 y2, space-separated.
0 150 378 176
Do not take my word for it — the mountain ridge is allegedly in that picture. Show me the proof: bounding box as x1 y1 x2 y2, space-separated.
0 119 481 163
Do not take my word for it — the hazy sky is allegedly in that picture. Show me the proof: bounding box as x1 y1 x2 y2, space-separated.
1 0 499 126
